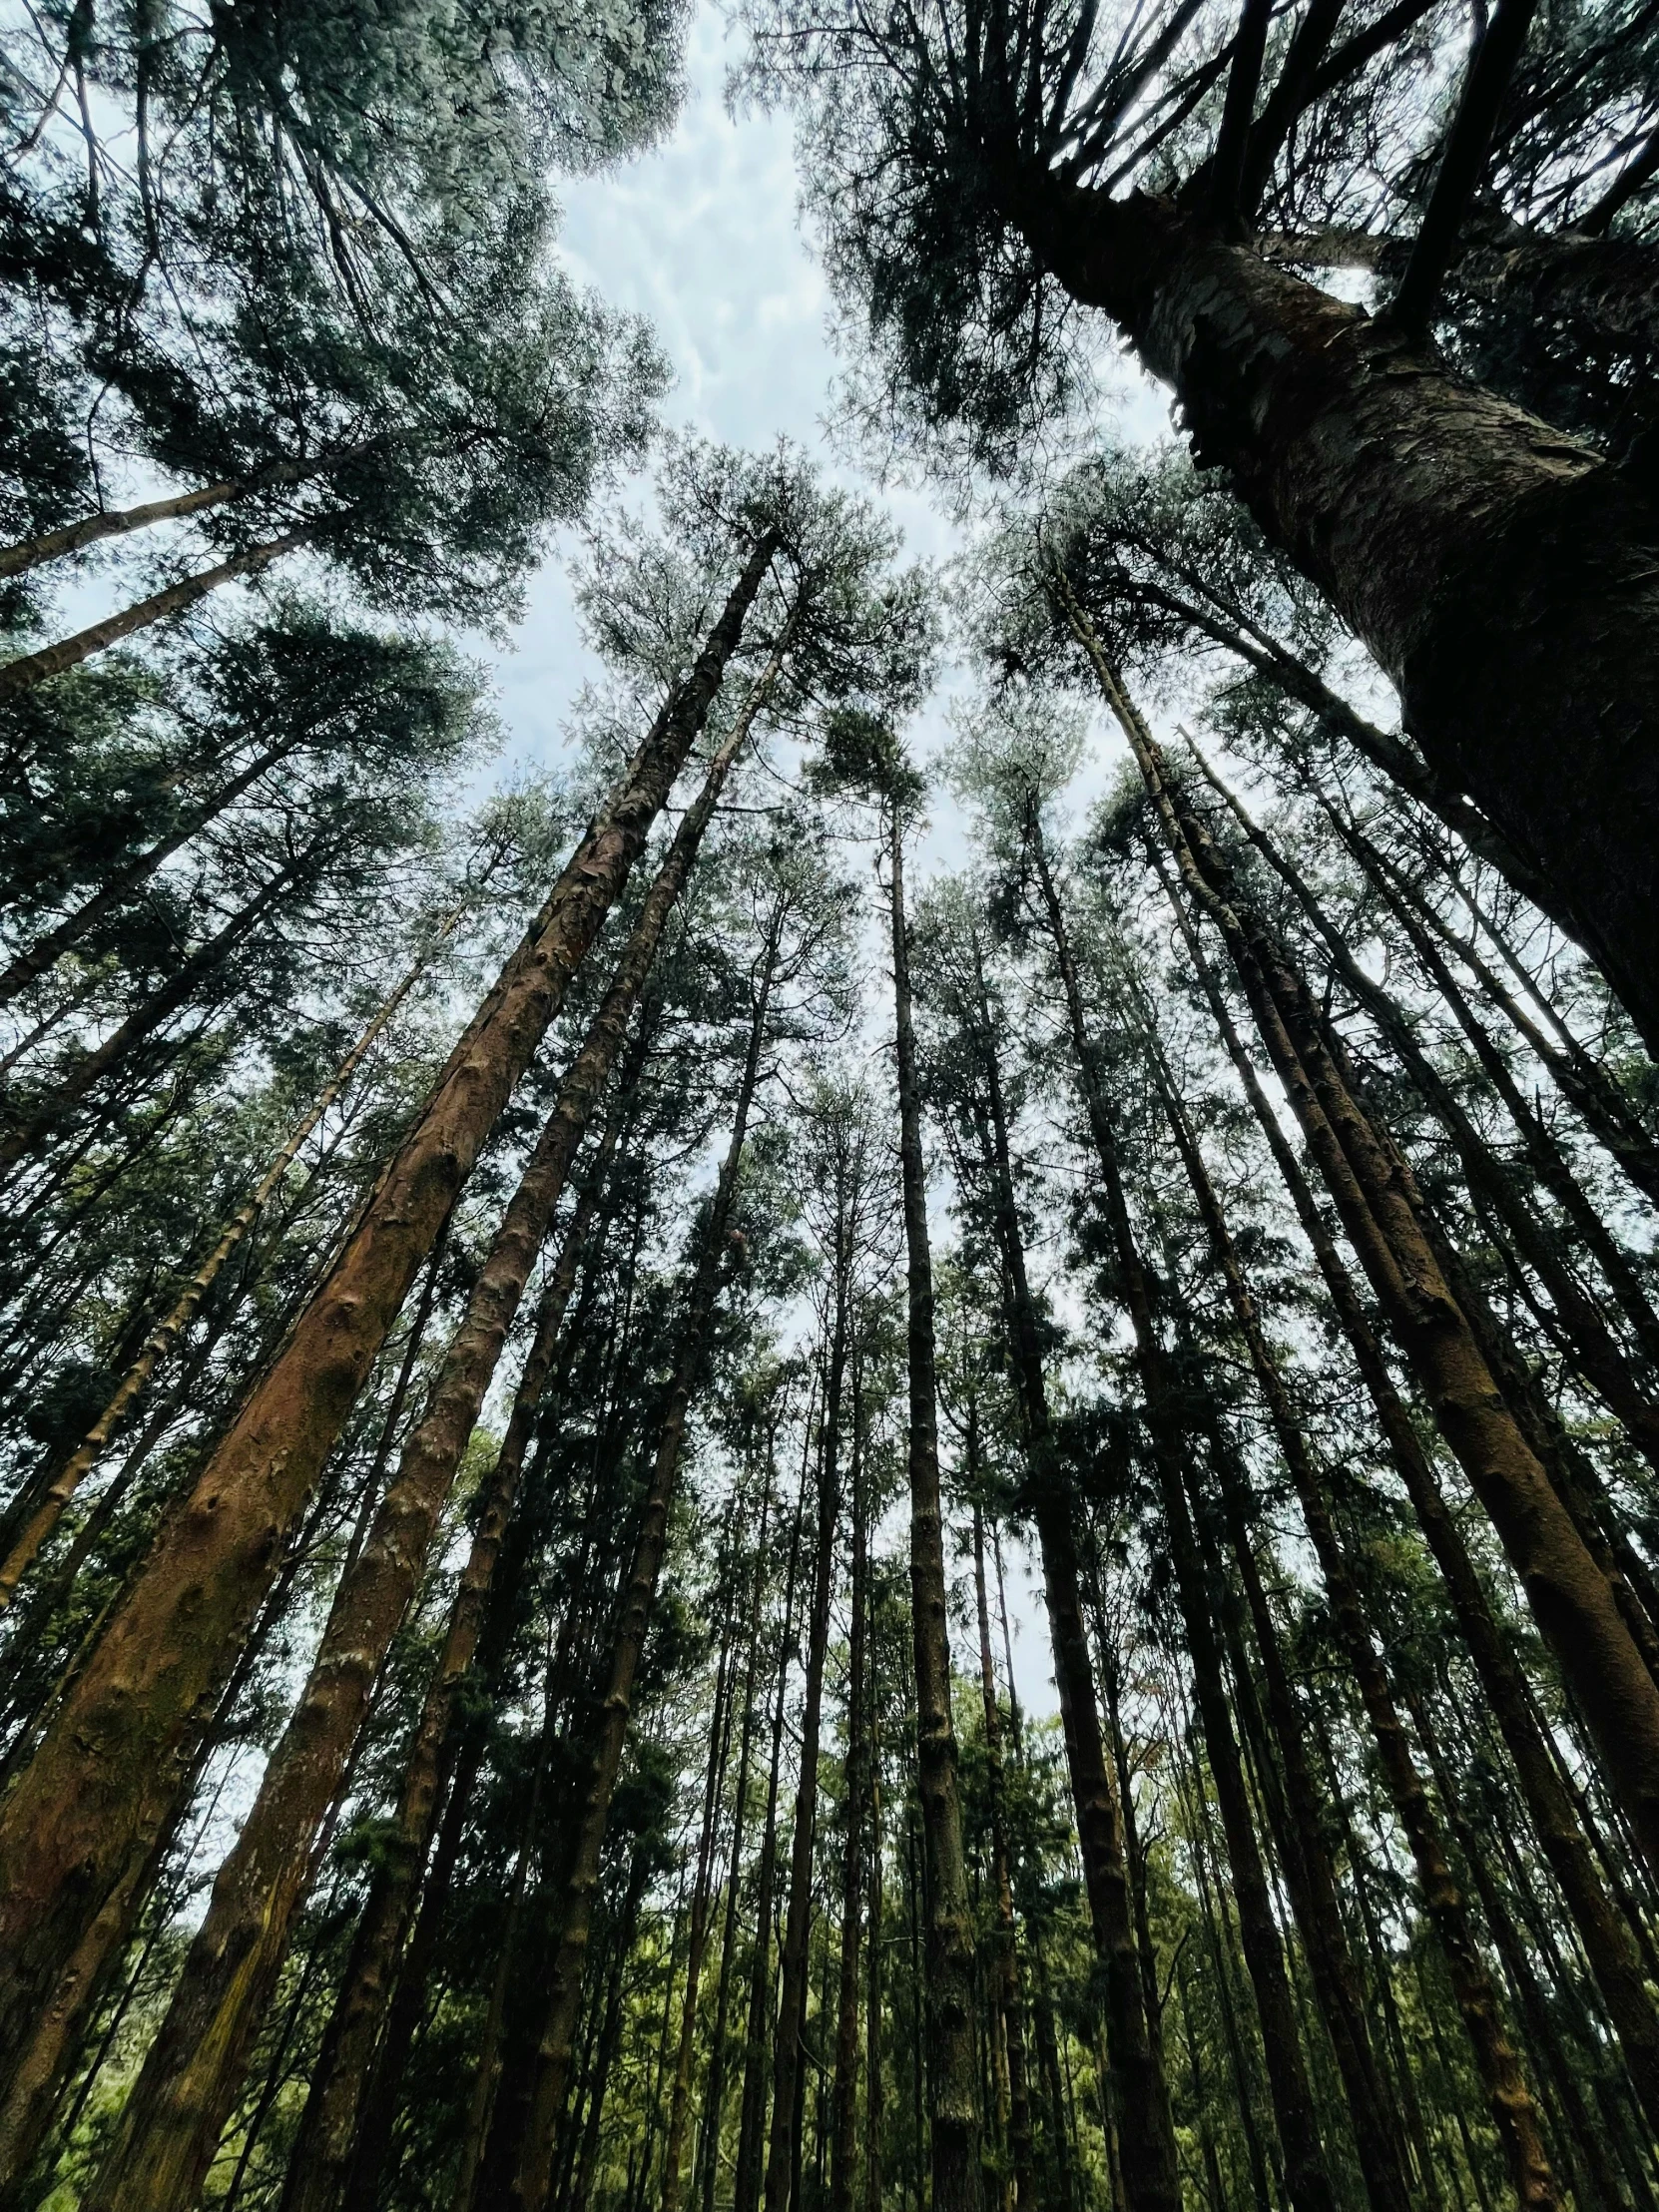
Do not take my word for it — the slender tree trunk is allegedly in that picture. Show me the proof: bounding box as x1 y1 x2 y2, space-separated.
0 526 777 2164
0 920 454 1608
0 528 312 696
0 842 312 1178
570 1847 656 2212
0 723 326 1009
79 668 780 2212
1068 599 1659 1891
863 1620 884 2212
1019 172 1659 1048
508 911 782 2212
764 1315 845 2212
972 1492 1037 2212
887 798 983 2212
736 1442 810 2212
698 1458 778 2212
830 1358 869 2212
662 1530 743 2212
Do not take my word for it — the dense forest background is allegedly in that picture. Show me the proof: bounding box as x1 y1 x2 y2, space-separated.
1 1 1657 2210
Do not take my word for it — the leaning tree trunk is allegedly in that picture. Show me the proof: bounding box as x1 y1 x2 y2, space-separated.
1017 172 1659 1050
887 797 984 2212
1155 1045 1556 2212
0 527 779 2186
0 841 312 1178
507 908 783 2212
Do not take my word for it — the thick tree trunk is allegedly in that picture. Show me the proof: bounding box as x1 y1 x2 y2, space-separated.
0 529 311 696
507 918 780 2212
887 800 983 2212
1019 175 1659 1048
1072 603 1659 1891
0 528 779 2184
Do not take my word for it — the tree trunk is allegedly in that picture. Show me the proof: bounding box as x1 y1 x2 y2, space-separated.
0 842 312 1178
736 1440 811 2212
830 1359 869 2212
763 1312 845 2212
0 526 777 2163
507 909 782 2212
698 1454 778 2212
0 529 311 696
0 721 329 1009
662 1529 743 2212
1019 172 1659 1050
1070 601 1659 1892
887 798 983 2212
972 1493 1036 2212
0 450 361 579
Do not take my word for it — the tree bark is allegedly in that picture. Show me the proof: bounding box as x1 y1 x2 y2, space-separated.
0 527 779 2184
830 1360 869 2212
888 796 984 2212
1017 174 1659 1049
